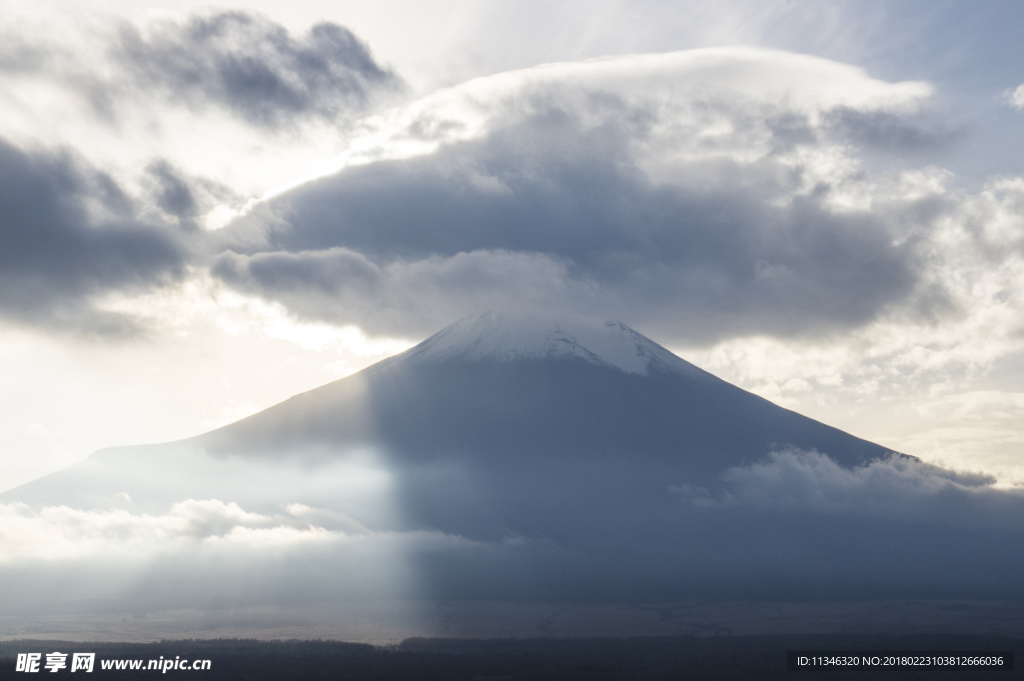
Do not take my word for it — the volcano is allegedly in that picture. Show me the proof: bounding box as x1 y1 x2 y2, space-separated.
8 312 893 515
11 312 1019 605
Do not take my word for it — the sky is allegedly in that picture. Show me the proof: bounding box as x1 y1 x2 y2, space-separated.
2 0 1024 495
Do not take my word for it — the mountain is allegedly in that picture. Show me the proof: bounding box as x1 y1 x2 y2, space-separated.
205 311 892 465
8 312 1021 605
6 312 892 512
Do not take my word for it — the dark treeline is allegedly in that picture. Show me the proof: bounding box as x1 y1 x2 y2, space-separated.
1 634 1021 680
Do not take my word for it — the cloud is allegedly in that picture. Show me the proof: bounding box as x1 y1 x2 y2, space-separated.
208 48 955 342
1007 84 1024 110
0 497 476 564
676 448 1018 522
0 139 187 336
656 448 1024 599
0 499 306 562
0 11 413 218
145 160 201 221
824 107 963 151
0 11 402 129
0 12 408 337
0 495 483 611
141 159 241 231
213 247 595 336
3 38 1012 351
113 12 403 127
3 443 1023 605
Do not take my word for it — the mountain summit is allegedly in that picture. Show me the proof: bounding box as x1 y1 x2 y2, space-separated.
403 311 712 379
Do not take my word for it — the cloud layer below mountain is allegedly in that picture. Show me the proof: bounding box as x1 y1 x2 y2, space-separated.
2 447 1022 610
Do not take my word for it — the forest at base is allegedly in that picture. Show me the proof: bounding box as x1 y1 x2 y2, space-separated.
1 634 1021 680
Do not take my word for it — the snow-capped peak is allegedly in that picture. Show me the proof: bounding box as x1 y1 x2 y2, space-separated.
403 311 712 378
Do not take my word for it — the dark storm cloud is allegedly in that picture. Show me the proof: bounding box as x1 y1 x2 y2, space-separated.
215 98 938 342
0 140 187 335
114 12 402 126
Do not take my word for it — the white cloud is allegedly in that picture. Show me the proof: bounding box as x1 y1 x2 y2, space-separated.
283 47 932 193
1007 84 1024 110
0 499 319 562
0 497 477 563
675 448 1024 524
0 11 404 201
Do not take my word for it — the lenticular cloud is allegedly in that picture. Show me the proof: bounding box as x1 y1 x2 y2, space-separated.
215 48 944 342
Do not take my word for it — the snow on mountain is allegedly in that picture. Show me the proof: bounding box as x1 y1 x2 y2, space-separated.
402 311 712 380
